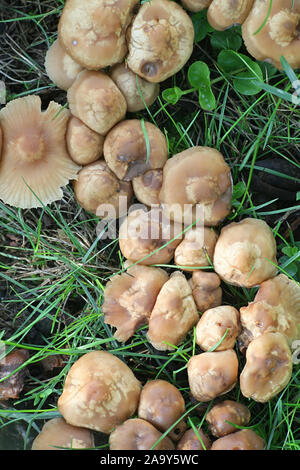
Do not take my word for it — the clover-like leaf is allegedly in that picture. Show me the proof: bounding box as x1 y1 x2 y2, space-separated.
162 86 183 105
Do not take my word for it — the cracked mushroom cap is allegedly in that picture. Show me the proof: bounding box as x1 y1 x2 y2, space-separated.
211 429 265 450
207 0 254 31
176 427 211 450
174 226 218 270
102 263 169 342
242 0 300 70
67 70 127 135
103 119 168 181
31 417 94 450
0 96 80 209
189 271 222 312
66 116 104 165
126 0 194 83
159 146 233 226
133 169 163 207
57 350 142 434
147 271 199 351
213 218 278 288
205 400 251 437
187 349 239 402
73 160 132 218
58 0 139 70
180 0 213 13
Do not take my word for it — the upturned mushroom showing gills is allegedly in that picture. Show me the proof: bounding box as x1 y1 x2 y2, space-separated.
0 96 80 209
57 350 141 434
211 429 265 450
207 0 254 31
205 400 251 438
180 0 213 12
126 0 194 83
58 0 139 70
66 116 104 166
189 271 222 312
242 0 300 70
174 226 218 270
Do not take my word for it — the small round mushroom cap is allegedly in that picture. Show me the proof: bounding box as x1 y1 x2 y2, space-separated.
0 124 2 159
44 39 84 91
57 350 142 434
207 0 254 31
189 271 222 312
31 417 94 450
109 418 175 450
110 63 160 113
138 379 186 441
176 427 211 450
240 332 293 403
187 349 239 402
73 160 132 218
147 271 199 351
211 429 265 450
66 116 104 165
174 227 218 270
126 0 194 83
0 96 80 209
133 169 163 207
58 0 139 70
242 0 300 70
67 70 127 135
180 0 213 13
205 400 251 437
103 119 168 181
195 305 240 351
213 218 278 288
102 263 169 342
159 146 233 226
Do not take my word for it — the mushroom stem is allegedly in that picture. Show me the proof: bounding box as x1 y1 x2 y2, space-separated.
268 9 300 47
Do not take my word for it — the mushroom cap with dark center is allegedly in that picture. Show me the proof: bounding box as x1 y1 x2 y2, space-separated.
207 0 254 31
189 271 222 312
174 226 218 270
211 429 265 450
205 400 251 437
133 169 163 206
66 116 104 165
176 427 211 450
180 0 213 12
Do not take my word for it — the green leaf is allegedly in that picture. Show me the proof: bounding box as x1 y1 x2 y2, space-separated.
162 86 183 105
192 10 214 43
210 29 242 51
188 61 216 111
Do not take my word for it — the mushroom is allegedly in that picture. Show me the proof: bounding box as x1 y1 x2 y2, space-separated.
213 218 278 288
0 96 80 209
240 332 293 403
67 70 127 135
58 0 139 70
132 169 163 207
159 146 233 226
73 160 132 218
211 429 265 450
187 349 239 402
31 417 94 450
138 379 187 441
103 119 168 182
180 0 213 13
57 350 142 434
0 349 29 400
205 400 251 437
126 0 194 83
176 427 211 450
109 63 160 113
147 271 199 351
66 116 104 166
207 0 254 31
102 262 169 342
242 0 300 70
189 271 222 312
174 226 218 270
109 418 175 450
44 39 84 91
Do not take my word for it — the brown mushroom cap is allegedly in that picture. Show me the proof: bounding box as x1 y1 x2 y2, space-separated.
103 119 168 181
189 271 222 312
57 350 142 433
109 418 175 450
159 146 233 226
211 429 265 450
66 116 104 165
240 332 293 403
133 169 163 207
0 96 80 209
31 417 94 450
102 263 169 342
174 226 218 270
176 427 211 450
67 70 127 135
58 0 139 70
207 0 254 31
205 400 251 437
242 0 300 70
138 379 186 441
180 0 213 13
187 349 239 402
213 218 278 288
147 271 199 351
126 0 194 83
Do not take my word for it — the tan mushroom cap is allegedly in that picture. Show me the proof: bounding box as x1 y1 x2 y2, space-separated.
126 0 194 83
189 271 222 312
0 124 2 159
57 350 142 434
102 263 169 342
147 271 199 351
58 0 139 70
67 70 127 135
138 379 186 441
110 63 160 113
133 169 163 207
187 349 239 402
31 417 94 450
44 39 83 91
240 332 293 403
159 146 233 226
213 218 278 288
207 0 254 31
73 160 132 218
103 119 168 182
180 0 213 13
109 418 175 450
174 226 218 270
176 427 211 450
0 96 80 209
211 429 265 450
66 116 104 165
242 0 300 70
205 400 251 438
